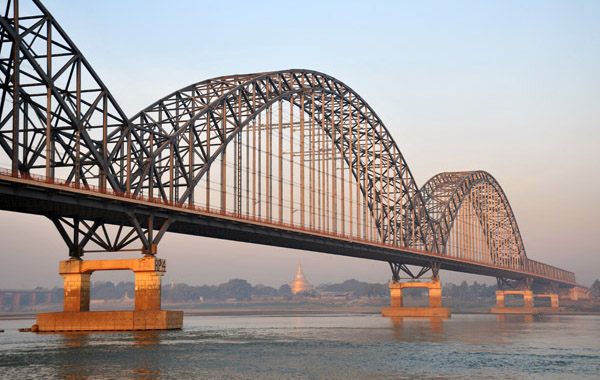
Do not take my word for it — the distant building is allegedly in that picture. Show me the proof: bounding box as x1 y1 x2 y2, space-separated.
290 262 315 295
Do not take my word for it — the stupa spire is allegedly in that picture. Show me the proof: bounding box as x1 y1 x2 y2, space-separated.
290 262 315 295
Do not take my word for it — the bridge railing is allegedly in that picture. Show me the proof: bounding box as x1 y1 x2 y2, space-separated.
0 167 384 246
525 258 575 283
0 167 577 284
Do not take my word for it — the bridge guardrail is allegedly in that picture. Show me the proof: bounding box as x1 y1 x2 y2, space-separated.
525 258 575 283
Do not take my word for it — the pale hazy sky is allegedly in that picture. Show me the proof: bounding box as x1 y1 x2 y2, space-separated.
1 0 599 288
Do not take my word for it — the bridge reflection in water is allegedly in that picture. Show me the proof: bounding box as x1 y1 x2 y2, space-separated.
55 331 162 380
0 0 586 328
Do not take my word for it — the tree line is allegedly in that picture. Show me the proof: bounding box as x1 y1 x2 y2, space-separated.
89 278 503 302
90 279 293 302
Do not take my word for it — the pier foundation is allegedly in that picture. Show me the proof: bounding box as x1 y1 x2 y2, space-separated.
382 280 450 318
491 289 560 314
36 256 182 332
535 293 559 309
559 287 591 301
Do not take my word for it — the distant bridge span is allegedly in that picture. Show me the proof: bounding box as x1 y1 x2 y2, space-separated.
0 0 578 291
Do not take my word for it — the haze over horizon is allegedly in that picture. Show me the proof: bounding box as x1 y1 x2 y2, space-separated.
1 0 598 289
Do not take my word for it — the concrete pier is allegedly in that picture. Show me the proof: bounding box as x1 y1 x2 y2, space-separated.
491 289 560 314
62 272 91 312
382 280 450 318
559 287 591 301
37 310 182 332
36 256 182 332
12 292 20 311
535 293 559 308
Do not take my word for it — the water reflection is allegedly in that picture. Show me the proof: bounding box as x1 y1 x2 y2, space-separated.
496 314 534 323
53 333 88 379
133 330 161 347
387 316 447 342
132 367 160 380
60 373 88 380
54 331 162 380
60 332 90 347
132 331 161 379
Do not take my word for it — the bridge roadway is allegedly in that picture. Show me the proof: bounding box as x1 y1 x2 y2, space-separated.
0 170 578 289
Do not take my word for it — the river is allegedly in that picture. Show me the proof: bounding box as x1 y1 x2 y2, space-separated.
0 314 598 379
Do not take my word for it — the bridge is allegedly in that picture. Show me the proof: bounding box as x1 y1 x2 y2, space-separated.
0 288 59 312
0 0 584 329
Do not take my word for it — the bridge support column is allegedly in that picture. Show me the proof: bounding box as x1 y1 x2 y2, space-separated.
492 289 538 314
36 256 182 332
134 271 163 311
382 280 450 318
389 282 403 307
496 290 505 308
565 288 578 301
523 290 534 308
560 287 590 301
12 293 20 311
61 268 91 312
532 293 560 309
429 283 442 308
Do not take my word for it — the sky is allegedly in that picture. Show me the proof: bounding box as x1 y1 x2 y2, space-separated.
1 0 599 289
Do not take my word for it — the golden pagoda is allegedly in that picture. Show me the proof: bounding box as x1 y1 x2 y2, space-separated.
290 262 315 295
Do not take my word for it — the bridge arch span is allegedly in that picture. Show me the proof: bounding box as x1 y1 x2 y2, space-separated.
127 70 438 250
1 1 578 287
420 171 527 269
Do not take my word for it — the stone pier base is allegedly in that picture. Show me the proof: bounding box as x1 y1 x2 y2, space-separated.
36 257 182 332
491 289 560 314
37 310 183 332
491 306 563 315
382 280 451 318
490 306 539 315
382 306 450 317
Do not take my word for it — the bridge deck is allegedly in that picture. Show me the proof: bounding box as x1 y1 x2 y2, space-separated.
0 171 578 288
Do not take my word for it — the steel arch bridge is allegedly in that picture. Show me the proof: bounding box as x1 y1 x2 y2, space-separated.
0 0 577 289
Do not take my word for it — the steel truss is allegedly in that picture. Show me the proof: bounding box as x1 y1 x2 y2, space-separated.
45 213 170 258
419 171 527 269
389 261 440 282
0 0 438 253
496 276 533 291
126 70 441 250
0 0 579 289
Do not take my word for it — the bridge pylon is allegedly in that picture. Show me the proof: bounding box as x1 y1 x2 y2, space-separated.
382 262 451 318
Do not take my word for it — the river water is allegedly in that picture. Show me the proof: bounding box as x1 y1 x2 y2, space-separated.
0 314 598 379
